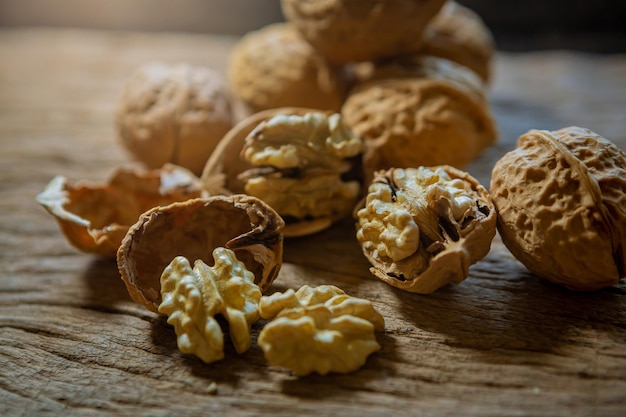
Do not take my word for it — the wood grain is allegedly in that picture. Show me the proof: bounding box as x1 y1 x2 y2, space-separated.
1 28 625 417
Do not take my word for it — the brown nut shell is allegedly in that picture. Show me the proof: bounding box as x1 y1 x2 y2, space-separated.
420 1 494 82
116 62 233 175
490 126 626 291
117 195 285 313
281 0 447 64
355 165 496 293
228 23 345 113
342 56 497 184
36 164 202 257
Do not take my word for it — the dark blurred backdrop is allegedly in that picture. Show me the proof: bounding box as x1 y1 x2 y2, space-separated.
1 0 625 52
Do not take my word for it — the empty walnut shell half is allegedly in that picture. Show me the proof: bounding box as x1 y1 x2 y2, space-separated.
355 166 496 293
117 195 285 313
201 107 363 237
281 0 447 64
490 126 626 291
228 23 346 113
36 164 202 257
342 55 497 184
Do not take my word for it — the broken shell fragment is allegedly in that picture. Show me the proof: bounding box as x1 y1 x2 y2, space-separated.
117 195 284 313
36 164 202 257
355 166 496 293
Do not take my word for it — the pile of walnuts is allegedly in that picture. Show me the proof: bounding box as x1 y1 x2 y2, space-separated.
36 0 626 377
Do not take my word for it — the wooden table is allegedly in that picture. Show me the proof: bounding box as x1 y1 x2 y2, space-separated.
1 28 625 417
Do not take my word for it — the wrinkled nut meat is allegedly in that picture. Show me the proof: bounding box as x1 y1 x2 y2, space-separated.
420 1 495 82
202 108 363 237
258 285 384 376
281 0 447 64
36 164 202 257
228 23 345 113
116 62 233 175
490 126 626 291
158 248 262 363
342 56 497 183
117 195 284 313
356 166 496 293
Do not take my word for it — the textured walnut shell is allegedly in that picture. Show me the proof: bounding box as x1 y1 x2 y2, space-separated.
117 195 285 313
116 62 233 175
420 1 494 82
490 127 626 291
281 0 447 64
228 23 345 113
355 166 496 293
36 164 202 257
201 107 360 237
342 56 497 183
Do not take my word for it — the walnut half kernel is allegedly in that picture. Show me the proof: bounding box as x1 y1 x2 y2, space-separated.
356 166 496 293
258 285 384 376
239 111 363 236
158 248 262 363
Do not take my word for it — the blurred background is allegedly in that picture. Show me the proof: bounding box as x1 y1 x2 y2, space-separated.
0 0 625 52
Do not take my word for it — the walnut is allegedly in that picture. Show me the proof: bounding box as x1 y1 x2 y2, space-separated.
36 164 202 257
116 62 233 175
420 1 494 82
280 0 447 64
228 23 346 113
490 126 626 291
117 195 284 313
158 249 262 363
202 108 363 237
355 166 496 293
342 56 497 183
258 285 384 376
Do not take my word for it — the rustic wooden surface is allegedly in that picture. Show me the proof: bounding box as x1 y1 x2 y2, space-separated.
1 28 626 417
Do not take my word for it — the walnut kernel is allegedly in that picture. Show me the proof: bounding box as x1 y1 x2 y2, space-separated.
258 285 384 376
158 248 262 363
356 166 496 293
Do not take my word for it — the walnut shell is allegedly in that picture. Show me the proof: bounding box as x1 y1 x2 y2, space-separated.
36 164 202 257
281 0 447 64
228 23 346 113
201 107 363 237
420 1 494 82
490 126 626 291
355 166 496 293
342 56 497 183
117 195 285 313
116 62 233 175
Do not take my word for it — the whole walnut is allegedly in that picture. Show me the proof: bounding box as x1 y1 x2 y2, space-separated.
420 1 495 82
116 62 233 175
281 0 447 64
228 23 346 113
342 55 497 184
490 127 626 291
